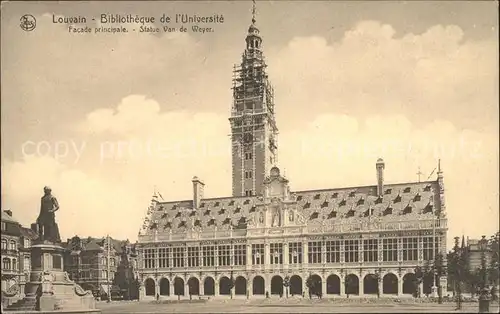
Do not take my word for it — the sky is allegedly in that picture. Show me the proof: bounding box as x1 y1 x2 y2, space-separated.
1 1 498 249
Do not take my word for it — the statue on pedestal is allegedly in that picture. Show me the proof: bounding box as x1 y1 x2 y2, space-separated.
36 186 61 244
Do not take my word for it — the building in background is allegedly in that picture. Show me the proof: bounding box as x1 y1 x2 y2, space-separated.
465 236 493 271
62 236 139 300
135 7 448 301
1 210 38 302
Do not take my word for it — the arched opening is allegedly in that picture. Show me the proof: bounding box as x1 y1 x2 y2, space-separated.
289 275 302 296
363 274 378 295
307 275 322 296
174 277 184 296
188 277 200 296
345 274 359 295
271 275 283 295
159 278 170 296
144 278 155 296
235 276 247 295
204 277 215 296
326 274 341 295
402 273 417 295
383 273 398 295
219 276 231 295
253 276 265 295
423 273 433 296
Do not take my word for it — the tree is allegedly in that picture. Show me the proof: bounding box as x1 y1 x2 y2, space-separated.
488 232 499 301
306 275 321 299
414 266 424 298
283 275 290 298
228 275 235 299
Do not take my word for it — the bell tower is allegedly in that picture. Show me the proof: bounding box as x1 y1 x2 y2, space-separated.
229 1 278 197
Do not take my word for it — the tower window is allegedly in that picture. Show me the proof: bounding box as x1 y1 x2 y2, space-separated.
245 190 253 197
245 171 253 179
245 152 253 160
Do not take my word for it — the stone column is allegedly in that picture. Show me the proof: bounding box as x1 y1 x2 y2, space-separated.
246 244 252 266
230 244 235 267
264 243 270 268
184 279 189 298
321 276 327 297
377 238 383 262
398 275 403 296
265 274 271 296
248 275 253 297
303 241 309 267
215 245 219 267
215 280 220 297
378 276 383 296
359 272 364 296
418 282 423 297
340 276 345 297
283 242 289 268
169 281 175 299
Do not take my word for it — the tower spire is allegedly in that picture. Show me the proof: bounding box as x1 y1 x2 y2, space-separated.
252 0 256 24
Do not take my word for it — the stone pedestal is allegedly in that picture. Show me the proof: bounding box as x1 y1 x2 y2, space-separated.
5 241 100 313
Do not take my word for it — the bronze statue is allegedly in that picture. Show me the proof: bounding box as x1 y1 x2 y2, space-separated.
36 186 61 243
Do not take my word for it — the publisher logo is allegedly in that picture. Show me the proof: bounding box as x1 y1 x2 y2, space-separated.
20 14 36 32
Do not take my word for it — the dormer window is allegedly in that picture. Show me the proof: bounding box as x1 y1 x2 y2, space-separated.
200 203 205 208
297 195 303 202
214 202 220 207
175 212 181 218
349 191 356 197
424 185 432 192
385 189 392 195
314 194 320 200
413 193 421 202
234 207 241 214
332 192 338 199
204 210 211 216
375 196 383 204
346 210 355 218
328 211 337 219
403 187 411 193
303 202 311 209
244 199 250 205
339 199 346 207
321 201 329 208
229 200 235 206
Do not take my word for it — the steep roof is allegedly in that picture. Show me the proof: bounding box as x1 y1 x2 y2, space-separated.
1 210 19 224
65 236 129 253
140 180 441 236
20 226 38 240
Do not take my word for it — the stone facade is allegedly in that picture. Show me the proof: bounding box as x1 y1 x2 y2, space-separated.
1 210 38 305
135 10 448 301
62 236 139 300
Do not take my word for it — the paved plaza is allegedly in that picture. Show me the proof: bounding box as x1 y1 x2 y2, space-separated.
97 299 499 313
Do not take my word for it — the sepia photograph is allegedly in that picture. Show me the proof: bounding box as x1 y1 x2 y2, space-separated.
1 0 498 313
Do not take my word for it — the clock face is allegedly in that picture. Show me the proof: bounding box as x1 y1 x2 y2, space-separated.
243 133 253 144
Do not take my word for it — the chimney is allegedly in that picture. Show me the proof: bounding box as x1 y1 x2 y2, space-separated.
4 209 12 217
376 158 385 196
192 176 205 209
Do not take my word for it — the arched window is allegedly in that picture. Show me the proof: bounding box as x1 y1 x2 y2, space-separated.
12 258 17 271
3 258 11 270
9 240 16 250
1 239 7 250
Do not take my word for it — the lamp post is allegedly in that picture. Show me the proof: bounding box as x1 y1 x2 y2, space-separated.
478 235 491 313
